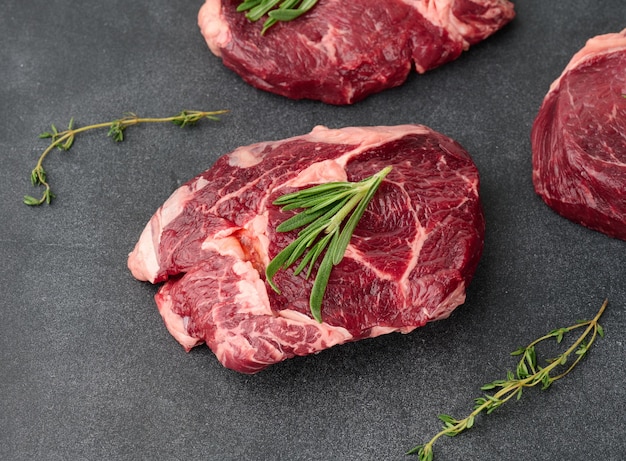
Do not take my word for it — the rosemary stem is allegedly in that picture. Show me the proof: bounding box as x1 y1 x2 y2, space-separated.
325 190 364 234
266 166 391 322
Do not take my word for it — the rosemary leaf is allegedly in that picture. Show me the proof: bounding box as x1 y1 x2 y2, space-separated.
266 238 303 293
267 166 392 322
309 240 336 322
247 0 281 21
276 196 348 232
333 169 387 264
237 0 320 34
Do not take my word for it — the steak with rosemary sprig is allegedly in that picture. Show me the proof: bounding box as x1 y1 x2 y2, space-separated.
128 125 485 373
198 0 515 105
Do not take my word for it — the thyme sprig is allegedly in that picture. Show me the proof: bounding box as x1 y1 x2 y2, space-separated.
408 299 608 461
266 166 392 322
24 110 228 206
237 0 319 34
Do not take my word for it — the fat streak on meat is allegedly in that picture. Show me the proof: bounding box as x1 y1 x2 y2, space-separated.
198 0 515 104
531 29 626 240
128 125 485 373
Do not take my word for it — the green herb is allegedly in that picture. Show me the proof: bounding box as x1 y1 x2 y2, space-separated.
24 110 228 206
408 299 608 461
266 166 392 322
237 0 319 34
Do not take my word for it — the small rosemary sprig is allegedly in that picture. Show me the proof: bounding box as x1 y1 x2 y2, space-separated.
407 299 608 460
266 166 392 322
237 0 319 34
24 110 228 206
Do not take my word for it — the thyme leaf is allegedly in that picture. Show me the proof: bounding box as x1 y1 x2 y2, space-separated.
237 0 319 34
407 299 608 460
266 166 392 322
24 110 228 206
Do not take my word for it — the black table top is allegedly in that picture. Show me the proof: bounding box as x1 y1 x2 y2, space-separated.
2 1 624 460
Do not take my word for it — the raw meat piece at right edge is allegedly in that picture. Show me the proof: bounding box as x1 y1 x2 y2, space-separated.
531 29 626 240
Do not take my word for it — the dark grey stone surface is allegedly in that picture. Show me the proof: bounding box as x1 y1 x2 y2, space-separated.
1 1 624 460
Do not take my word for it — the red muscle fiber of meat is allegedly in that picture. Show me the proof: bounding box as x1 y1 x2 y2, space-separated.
532 29 626 240
128 125 485 373
198 0 515 104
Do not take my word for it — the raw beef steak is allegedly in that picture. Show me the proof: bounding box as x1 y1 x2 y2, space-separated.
128 125 485 373
531 29 626 240
198 0 515 105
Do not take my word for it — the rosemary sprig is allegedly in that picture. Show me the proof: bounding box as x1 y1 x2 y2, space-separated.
266 166 392 322
407 299 608 461
24 110 228 206
237 0 319 34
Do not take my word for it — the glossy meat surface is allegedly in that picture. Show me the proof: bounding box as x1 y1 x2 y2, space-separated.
198 0 515 104
531 29 626 240
128 125 485 373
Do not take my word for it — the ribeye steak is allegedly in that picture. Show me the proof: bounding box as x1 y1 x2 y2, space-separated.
198 0 515 104
128 125 485 373
532 29 626 240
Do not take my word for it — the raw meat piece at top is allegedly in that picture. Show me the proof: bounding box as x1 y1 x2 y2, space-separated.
128 125 485 373
532 29 626 240
198 0 515 104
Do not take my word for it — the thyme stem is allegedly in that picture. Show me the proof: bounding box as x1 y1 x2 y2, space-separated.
24 110 228 206
408 299 608 461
